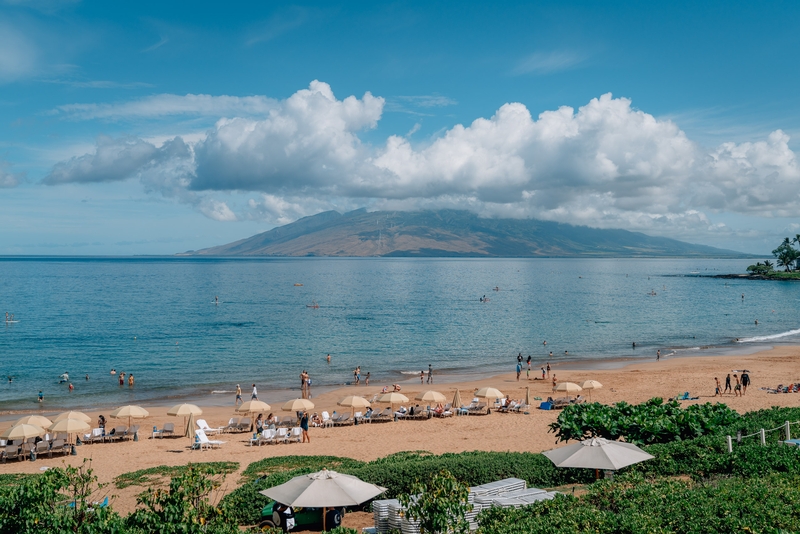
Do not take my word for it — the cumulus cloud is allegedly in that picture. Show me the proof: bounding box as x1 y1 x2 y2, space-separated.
43 82 800 233
54 94 278 120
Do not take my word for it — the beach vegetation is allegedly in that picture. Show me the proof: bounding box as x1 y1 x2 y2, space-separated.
114 461 239 489
772 237 800 272
746 261 774 274
548 398 740 444
399 470 472 534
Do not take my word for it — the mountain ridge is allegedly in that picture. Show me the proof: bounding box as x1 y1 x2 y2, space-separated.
182 209 748 258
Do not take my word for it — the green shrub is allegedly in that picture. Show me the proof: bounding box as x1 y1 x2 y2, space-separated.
115 461 239 489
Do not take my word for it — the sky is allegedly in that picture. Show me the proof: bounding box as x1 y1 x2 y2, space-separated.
1 0 799 255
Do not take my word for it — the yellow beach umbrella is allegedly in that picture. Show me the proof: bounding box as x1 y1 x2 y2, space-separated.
555 382 583 400
110 405 150 428
15 415 52 428
415 390 446 404
337 395 370 417
49 418 90 445
377 392 409 415
282 398 315 412
581 380 603 401
237 400 271 414
475 387 504 400
167 404 203 436
54 411 91 424
1 423 45 441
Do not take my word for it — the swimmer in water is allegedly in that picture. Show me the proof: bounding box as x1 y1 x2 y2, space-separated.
215 296 218 305
326 353 331 363
755 319 758 325
632 342 636 348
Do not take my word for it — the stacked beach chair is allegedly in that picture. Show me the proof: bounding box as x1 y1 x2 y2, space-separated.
372 478 559 533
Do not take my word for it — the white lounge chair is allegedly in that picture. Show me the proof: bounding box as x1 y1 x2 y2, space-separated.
194 429 225 450
223 418 239 433
196 419 223 435
320 411 333 428
236 418 251 432
275 427 289 444
250 429 275 446
288 427 302 443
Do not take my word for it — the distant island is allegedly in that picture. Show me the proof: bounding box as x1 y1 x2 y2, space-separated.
182 209 748 258
720 236 800 280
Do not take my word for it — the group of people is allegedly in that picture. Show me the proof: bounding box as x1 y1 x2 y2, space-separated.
714 372 751 397
352 366 370 385
253 411 310 442
515 353 552 382
418 364 433 384
110 369 134 386
4 312 15 323
300 370 312 399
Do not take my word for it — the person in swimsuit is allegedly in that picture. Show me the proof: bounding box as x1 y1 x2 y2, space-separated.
427 364 433 384
128 374 134 386
724 374 732 394
733 374 742 397
300 411 310 443
235 384 242 405
546 362 551 377
714 377 721 396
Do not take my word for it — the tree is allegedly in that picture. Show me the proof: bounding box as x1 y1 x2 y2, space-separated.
772 240 799 272
399 470 472 534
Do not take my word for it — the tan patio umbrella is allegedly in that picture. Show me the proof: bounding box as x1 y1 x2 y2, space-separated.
259 469 386 531
377 392 409 415
110 405 150 428
237 400 271 414
555 382 583 400
415 390 446 404
183 413 196 441
54 411 92 424
1 423 45 441
475 387 504 400
15 415 52 428
581 380 603 401
337 395 370 417
452 389 462 410
282 398 315 412
543 437 654 479
49 418 90 445
167 403 203 436
525 386 531 406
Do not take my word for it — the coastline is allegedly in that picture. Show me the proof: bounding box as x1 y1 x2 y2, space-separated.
1 344 799 515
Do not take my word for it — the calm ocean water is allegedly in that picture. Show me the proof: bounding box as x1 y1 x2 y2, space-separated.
1 257 798 412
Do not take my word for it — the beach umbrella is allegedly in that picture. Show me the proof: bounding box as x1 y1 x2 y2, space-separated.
1 423 45 441
555 382 582 400
377 392 409 415
183 413 196 442
543 437 654 479
581 380 603 401
54 411 91 424
167 403 203 436
337 395 370 417
415 390 446 404
237 400 271 414
15 415 52 428
475 387 504 400
110 405 149 428
49 418 90 445
259 469 386 531
282 398 315 412
525 386 531 406
452 389 462 410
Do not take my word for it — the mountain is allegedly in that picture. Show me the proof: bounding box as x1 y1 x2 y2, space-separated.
183 209 746 257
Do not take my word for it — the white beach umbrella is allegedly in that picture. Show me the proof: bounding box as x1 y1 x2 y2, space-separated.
49 418 90 445
237 400 271 414
54 411 92 424
555 382 582 400
543 437 654 478
337 395 370 417
259 469 386 531
414 390 446 404
377 392 409 415
475 387 504 400
1 423 45 441
15 415 53 428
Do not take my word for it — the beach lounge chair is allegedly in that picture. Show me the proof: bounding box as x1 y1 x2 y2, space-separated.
275 427 289 444
320 411 333 428
3 444 20 462
223 418 239 433
35 441 49 457
236 418 251 432
468 403 488 415
193 429 225 450
334 414 353 426
161 422 175 438
197 419 223 435
107 426 127 442
288 427 302 443
89 428 104 443
249 429 273 446
49 439 68 457
278 416 293 427
125 425 139 441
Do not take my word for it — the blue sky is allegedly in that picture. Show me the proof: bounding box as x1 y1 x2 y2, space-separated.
1 0 799 255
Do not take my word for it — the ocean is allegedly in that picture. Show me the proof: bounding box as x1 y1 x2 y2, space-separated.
1 256 798 413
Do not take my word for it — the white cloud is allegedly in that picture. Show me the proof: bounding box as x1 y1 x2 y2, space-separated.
54 94 279 120
513 50 585 75
0 22 38 82
0 159 25 188
43 83 800 233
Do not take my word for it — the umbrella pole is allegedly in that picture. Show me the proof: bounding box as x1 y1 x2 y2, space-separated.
323 507 326 531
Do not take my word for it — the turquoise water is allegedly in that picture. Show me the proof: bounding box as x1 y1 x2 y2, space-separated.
1 257 798 412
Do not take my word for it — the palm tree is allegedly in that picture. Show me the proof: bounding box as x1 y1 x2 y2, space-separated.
764 260 774 271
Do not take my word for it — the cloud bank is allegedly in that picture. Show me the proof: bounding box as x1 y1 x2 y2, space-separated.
44 81 800 238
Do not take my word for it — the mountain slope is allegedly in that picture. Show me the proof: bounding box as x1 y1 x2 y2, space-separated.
184 209 746 257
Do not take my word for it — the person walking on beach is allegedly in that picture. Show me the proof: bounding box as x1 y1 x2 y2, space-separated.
656 350 660 361
526 356 531 380
427 364 433 384
541 367 546 380
546 362 551 378
251 384 258 400
420 371 424 384
365 372 370 386
714 377 721 396
516 362 521 381
517 353 523 365
724 374 732 395
552 374 558 393
741 371 750 395
733 374 742 397
300 410 310 443
235 384 242 405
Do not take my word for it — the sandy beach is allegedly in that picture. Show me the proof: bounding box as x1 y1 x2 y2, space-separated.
2 345 800 517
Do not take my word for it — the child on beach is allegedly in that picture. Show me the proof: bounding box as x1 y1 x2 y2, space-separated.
420 371 424 384
714 377 721 396
38 390 43 402
365 372 370 386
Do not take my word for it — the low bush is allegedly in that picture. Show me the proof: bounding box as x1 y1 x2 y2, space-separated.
114 461 239 489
